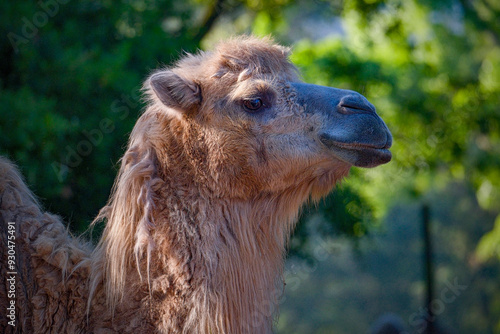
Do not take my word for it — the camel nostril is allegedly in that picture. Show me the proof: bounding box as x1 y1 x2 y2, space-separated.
338 94 376 114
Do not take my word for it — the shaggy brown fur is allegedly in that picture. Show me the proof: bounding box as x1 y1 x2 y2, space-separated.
0 36 391 333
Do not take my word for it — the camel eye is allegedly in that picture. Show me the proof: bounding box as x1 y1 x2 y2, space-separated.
243 98 263 112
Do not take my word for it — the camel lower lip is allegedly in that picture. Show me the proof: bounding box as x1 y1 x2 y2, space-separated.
325 143 392 167
352 147 392 167
319 132 392 168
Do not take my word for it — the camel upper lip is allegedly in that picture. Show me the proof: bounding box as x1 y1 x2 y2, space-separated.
319 131 392 151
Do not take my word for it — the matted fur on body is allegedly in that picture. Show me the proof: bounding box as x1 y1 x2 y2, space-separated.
0 36 391 333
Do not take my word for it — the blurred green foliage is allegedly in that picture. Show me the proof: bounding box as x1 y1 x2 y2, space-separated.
1 0 500 332
1 0 211 230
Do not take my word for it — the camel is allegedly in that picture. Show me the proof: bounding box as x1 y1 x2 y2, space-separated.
0 36 392 333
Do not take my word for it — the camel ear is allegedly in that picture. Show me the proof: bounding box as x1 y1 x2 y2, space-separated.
149 71 201 116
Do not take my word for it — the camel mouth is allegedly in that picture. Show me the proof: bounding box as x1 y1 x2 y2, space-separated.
319 135 392 168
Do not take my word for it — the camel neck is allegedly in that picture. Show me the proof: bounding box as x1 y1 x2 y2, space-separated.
146 187 299 333
90 113 314 333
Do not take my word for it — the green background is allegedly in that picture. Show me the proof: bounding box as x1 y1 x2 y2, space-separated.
1 0 499 332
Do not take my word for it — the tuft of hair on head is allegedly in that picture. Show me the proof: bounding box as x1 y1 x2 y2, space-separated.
215 35 291 60
210 35 298 82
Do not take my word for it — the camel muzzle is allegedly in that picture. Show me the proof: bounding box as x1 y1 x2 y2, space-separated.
292 82 393 168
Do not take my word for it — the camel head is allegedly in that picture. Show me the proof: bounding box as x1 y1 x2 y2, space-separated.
146 36 392 199
91 37 393 332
